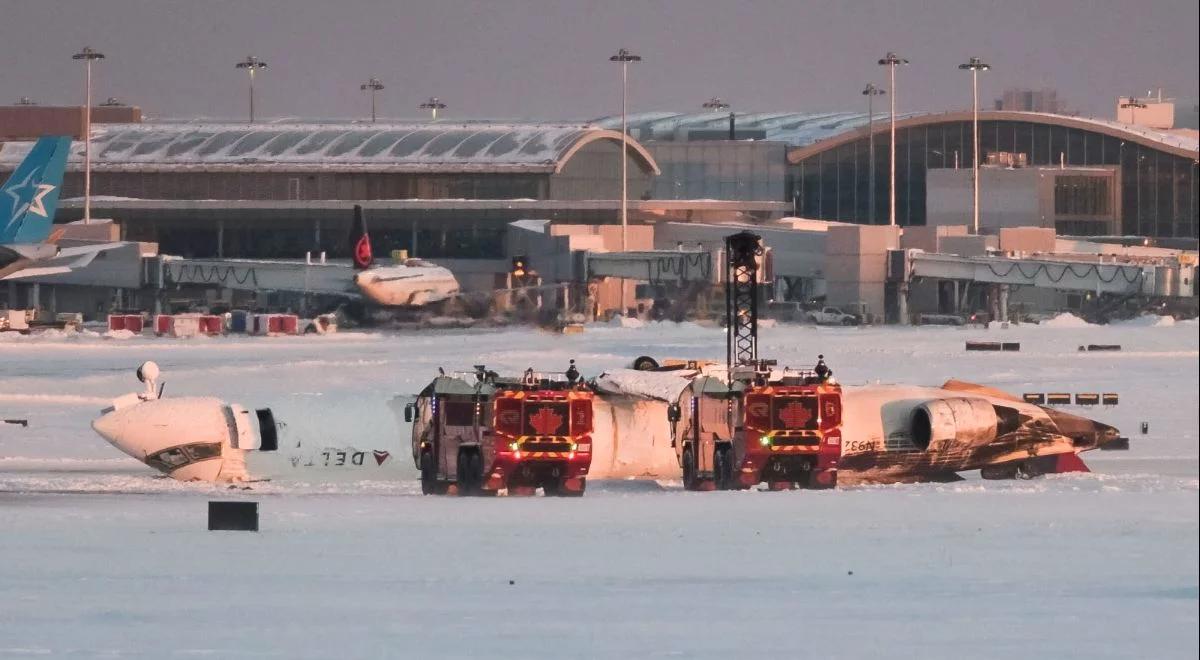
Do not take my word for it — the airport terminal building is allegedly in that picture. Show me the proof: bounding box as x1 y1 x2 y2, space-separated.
0 106 1197 265
607 110 1199 238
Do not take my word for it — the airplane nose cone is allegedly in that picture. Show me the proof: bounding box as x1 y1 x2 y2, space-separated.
91 413 120 445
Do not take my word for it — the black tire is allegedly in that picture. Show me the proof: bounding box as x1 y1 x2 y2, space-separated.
420 451 437 495
841 317 855 326
457 449 483 495
682 447 699 491
548 477 586 497
714 445 736 490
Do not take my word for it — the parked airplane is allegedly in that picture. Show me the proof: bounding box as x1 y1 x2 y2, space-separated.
346 205 460 307
1 135 128 282
0 136 71 280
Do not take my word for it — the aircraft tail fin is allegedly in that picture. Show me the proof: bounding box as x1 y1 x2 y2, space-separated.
1 136 72 245
348 204 374 270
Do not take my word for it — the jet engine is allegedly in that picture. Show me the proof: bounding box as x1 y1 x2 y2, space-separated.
909 397 999 450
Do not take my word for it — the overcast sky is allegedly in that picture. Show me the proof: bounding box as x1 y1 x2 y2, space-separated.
1 0 1196 122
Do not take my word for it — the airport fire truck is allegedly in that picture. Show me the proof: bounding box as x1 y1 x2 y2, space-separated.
405 364 594 496
664 232 842 490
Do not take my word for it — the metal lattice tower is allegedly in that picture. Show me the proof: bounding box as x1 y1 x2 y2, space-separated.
725 231 762 372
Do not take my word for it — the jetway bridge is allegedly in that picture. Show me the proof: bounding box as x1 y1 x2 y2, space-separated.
154 257 358 297
580 250 714 284
894 251 1194 298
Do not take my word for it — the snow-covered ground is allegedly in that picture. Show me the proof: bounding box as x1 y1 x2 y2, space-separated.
2 318 1197 658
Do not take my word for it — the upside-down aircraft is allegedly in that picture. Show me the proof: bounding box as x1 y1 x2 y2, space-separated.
90 357 1124 486
592 363 1125 485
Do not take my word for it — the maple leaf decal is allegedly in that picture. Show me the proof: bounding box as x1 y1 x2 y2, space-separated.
778 401 814 429
528 406 564 435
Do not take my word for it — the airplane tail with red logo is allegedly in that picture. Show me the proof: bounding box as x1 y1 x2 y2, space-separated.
348 204 374 270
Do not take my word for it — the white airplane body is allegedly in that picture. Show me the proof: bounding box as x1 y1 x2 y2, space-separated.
91 362 1122 485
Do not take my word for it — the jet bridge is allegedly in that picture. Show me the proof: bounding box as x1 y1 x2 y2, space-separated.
902 252 1165 296
151 256 358 297
889 249 1195 322
581 249 714 284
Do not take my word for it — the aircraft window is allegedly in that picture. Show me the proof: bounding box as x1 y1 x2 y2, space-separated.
154 447 190 468
443 401 476 427
186 442 223 461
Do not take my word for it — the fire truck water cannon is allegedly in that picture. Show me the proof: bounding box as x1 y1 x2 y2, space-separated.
405 361 594 496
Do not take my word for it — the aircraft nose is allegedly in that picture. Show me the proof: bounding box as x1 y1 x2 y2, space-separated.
91 412 121 446
91 409 142 457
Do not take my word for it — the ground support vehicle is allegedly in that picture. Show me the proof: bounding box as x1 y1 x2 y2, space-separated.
406 365 594 496
670 365 842 490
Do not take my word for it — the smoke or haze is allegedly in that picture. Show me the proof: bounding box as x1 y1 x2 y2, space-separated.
1 0 1196 121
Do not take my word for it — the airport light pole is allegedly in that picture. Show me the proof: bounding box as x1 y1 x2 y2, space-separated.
862 83 885 224
610 48 641 314
702 97 735 139
610 49 641 255
958 57 990 234
360 78 385 123
877 52 907 226
73 46 105 225
420 97 446 119
235 56 267 123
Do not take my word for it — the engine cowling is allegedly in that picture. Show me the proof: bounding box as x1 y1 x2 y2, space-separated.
910 397 998 450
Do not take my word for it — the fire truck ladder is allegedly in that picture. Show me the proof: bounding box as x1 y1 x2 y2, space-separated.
725 231 763 372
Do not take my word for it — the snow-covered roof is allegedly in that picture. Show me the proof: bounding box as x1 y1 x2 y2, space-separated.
596 110 1200 155
0 122 660 174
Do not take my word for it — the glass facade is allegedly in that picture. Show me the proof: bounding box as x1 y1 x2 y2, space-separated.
790 120 1199 237
646 141 787 201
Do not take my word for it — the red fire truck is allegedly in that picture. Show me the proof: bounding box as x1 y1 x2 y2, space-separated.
405 365 594 496
663 231 843 490
669 364 842 490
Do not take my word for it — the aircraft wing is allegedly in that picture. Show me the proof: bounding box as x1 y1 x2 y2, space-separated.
0 242 126 281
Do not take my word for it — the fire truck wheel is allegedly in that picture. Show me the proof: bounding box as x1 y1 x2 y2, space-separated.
713 445 735 490
457 448 484 495
420 451 437 495
547 477 585 497
682 447 699 491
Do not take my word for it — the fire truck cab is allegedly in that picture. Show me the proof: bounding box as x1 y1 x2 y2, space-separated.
406 364 594 496
669 362 842 490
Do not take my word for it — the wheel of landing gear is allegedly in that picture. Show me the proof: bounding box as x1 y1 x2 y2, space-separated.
420 451 437 495
682 447 699 491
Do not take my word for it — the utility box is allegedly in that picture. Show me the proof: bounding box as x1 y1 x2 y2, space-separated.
207 501 258 531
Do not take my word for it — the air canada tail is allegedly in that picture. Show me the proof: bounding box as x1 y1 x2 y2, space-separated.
348 204 374 270
1 136 72 245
